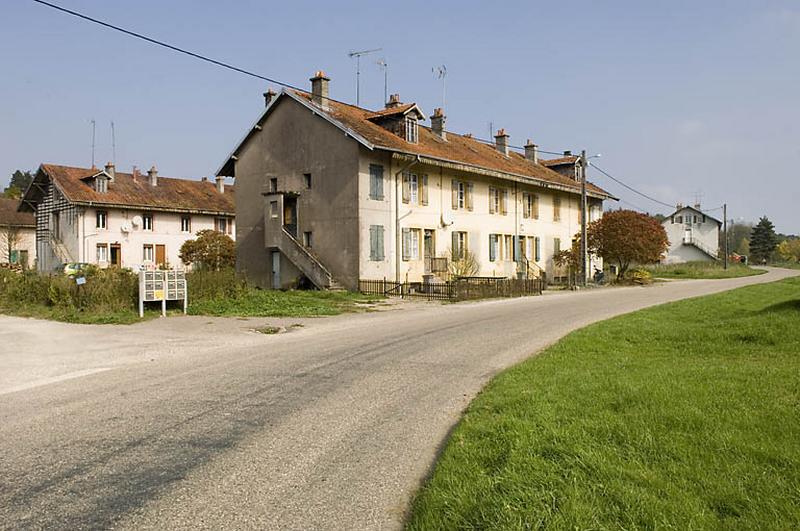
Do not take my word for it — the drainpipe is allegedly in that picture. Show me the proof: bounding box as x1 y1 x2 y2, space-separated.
395 155 420 283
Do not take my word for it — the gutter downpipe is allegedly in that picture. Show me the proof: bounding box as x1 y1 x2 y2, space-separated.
395 155 421 283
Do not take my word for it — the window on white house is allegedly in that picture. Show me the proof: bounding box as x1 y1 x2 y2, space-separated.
452 180 473 210
96 243 109 262
452 231 468 260
142 213 153 231
369 225 385 261
402 228 421 261
489 234 499 262
553 197 562 222
489 188 500 214
181 216 191 233
215 217 231 234
409 174 419 205
369 164 384 200
143 244 154 262
96 210 107 229
504 235 513 260
405 117 418 143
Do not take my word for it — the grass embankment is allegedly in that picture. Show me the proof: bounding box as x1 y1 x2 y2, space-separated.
409 277 800 529
644 260 764 279
0 268 377 324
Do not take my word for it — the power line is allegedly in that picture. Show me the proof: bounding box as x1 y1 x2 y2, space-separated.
31 0 306 92
589 162 676 209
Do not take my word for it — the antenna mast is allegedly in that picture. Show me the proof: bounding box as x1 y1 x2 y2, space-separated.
347 47 382 106
433 65 447 108
111 121 116 164
377 59 389 105
90 119 96 168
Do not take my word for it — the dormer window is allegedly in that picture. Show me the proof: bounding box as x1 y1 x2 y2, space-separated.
95 176 107 193
405 117 419 143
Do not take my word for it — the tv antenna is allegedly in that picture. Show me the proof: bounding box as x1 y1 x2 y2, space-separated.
111 120 117 164
432 64 447 109
90 119 96 168
376 58 389 106
348 47 382 106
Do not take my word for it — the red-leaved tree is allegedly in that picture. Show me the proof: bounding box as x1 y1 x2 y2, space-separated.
587 210 668 279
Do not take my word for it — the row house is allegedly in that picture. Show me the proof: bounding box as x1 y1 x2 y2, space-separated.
19 163 235 271
218 72 614 291
0 197 36 268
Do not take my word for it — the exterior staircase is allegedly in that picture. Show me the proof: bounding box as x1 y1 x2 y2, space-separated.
682 234 719 260
48 231 74 265
277 228 343 290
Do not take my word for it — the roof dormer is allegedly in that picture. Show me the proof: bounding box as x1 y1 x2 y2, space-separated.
366 94 426 144
80 165 114 194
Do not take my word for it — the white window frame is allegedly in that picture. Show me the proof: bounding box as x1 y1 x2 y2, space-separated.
143 244 154 262
96 243 109 262
409 174 419 205
96 210 107 230
180 216 191 233
405 117 418 143
142 213 153 231
457 182 466 209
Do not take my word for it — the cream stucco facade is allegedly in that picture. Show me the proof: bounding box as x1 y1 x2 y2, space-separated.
662 206 720 264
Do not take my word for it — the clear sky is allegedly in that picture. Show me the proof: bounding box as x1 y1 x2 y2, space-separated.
1 0 798 232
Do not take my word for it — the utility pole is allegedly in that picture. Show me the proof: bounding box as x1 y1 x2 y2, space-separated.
580 150 588 287
348 48 382 107
723 203 728 269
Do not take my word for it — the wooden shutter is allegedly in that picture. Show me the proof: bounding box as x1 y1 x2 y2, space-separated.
402 228 411 261
466 183 474 211
488 188 495 214
451 180 458 210
402 173 410 203
501 189 508 215
535 237 541 261
533 194 539 219
452 231 460 259
369 226 377 260
421 175 429 206
377 226 384 260
489 234 497 262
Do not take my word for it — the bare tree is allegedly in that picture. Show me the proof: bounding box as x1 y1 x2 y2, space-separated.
447 247 479 278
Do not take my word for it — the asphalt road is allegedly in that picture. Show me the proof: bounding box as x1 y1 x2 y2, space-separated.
1 268 796 530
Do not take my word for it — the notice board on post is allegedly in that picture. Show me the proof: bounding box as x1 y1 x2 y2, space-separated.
138 270 187 317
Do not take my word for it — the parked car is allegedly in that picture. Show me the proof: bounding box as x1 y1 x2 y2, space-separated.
57 262 90 278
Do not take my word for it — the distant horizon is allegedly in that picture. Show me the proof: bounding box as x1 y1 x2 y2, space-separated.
1 0 797 232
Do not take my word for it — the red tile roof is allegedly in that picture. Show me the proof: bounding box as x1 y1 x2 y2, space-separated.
0 198 35 227
38 164 235 215
366 103 424 120
540 156 578 167
291 91 612 198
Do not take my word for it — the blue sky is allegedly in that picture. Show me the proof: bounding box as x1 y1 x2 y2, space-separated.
1 0 798 232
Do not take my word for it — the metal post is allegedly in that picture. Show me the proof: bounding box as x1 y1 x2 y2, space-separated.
580 150 588 287
723 203 728 269
356 54 361 107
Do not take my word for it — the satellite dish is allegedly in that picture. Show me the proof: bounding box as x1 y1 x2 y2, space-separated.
120 223 131 233
131 215 142 227
440 212 454 227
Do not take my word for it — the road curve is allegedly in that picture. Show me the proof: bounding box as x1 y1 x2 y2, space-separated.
1 268 796 530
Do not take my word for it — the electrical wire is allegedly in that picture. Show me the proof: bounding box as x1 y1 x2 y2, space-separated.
589 162 676 209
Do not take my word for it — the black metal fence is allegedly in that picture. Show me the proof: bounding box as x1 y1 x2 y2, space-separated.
359 277 545 302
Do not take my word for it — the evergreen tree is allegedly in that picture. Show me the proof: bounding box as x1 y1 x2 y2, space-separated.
749 216 777 264
3 170 34 199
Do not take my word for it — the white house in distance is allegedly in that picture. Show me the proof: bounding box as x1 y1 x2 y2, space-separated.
0 197 36 268
19 163 235 272
662 204 721 263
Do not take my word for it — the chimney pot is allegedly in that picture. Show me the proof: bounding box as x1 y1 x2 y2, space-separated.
147 165 158 187
563 150 572 157
386 93 402 109
216 175 225 194
431 108 446 140
263 88 278 107
104 162 115 180
494 129 510 156
201 176 208 182
310 71 330 109
524 139 539 163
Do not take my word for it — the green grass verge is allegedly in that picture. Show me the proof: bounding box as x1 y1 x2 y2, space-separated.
409 277 800 530
188 289 380 318
644 261 765 279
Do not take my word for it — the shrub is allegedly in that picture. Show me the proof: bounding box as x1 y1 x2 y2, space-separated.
180 230 235 271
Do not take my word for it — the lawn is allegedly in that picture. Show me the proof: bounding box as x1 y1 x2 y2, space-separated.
409 277 800 529
644 260 765 279
187 288 380 317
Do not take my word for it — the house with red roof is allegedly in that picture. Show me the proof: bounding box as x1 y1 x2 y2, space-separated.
217 71 615 290
0 197 36 268
19 164 234 272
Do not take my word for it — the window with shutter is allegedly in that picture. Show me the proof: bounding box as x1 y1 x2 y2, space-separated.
369 164 384 200
489 234 497 262
501 189 508 215
553 197 561 222
402 229 411 261
376 226 384 260
369 225 385 261
402 173 410 203
535 237 541 261
554 238 561 254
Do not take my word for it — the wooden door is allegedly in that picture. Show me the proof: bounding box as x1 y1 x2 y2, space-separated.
110 244 122 267
155 244 166 267
271 251 281 289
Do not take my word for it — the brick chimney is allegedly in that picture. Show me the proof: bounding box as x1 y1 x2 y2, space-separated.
147 165 158 187
104 162 115 180
524 139 539 163
216 175 225 194
263 88 277 107
494 129 510 156
431 108 446 140
386 93 402 109
132 165 141 180
310 71 330 109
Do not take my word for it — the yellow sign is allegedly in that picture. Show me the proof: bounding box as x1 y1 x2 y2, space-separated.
154 289 164 300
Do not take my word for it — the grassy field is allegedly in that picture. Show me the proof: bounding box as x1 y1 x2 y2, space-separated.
644 261 764 279
0 268 380 324
409 277 800 530
187 289 379 318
